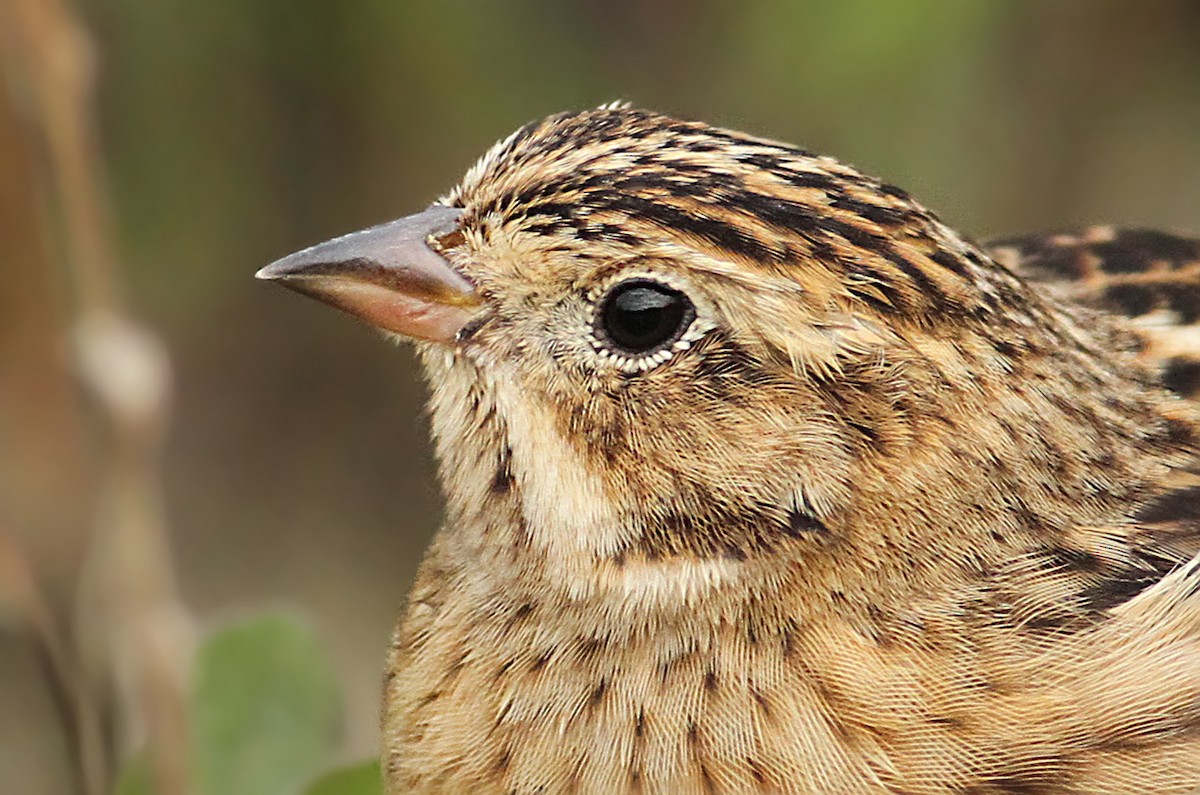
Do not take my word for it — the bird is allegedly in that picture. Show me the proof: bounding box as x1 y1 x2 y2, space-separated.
257 104 1200 794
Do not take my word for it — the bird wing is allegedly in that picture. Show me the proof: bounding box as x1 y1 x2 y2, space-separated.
987 227 1200 610
986 226 1200 402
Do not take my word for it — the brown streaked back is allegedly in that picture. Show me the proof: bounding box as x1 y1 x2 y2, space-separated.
988 226 1200 401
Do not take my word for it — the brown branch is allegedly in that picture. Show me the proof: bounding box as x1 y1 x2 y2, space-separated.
0 526 106 795
0 0 119 315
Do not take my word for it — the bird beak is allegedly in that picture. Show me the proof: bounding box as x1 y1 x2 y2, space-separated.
255 205 480 343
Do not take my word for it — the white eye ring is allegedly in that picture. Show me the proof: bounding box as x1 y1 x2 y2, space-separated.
583 270 711 373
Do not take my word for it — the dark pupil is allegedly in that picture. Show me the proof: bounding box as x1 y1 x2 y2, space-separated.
601 281 691 353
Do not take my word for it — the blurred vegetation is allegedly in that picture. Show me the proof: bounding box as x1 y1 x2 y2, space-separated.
117 615 378 795
1 1 1198 793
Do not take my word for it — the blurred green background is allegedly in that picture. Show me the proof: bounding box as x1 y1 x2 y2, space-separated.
3 1 1199 792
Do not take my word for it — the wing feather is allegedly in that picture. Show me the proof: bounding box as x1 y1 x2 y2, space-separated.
987 226 1200 401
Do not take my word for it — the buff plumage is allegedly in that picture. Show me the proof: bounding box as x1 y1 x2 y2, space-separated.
262 106 1200 794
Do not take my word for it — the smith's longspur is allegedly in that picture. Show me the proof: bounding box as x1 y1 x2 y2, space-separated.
258 105 1200 794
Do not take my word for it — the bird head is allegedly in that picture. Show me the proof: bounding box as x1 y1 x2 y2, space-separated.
260 106 1175 612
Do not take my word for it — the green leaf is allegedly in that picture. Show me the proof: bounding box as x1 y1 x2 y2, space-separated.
113 752 150 795
304 760 382 795
191 613 342 795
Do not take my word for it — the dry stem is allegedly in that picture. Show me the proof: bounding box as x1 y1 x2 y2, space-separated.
0 1 196 793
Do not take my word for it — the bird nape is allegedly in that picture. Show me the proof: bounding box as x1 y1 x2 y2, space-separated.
259 105 1200 795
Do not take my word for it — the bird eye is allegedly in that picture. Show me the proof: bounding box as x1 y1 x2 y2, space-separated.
596 279 695 354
